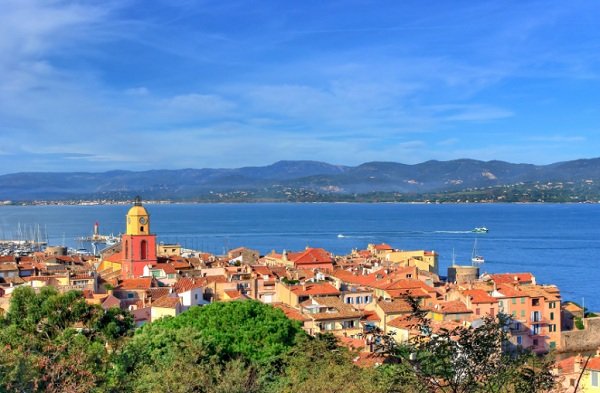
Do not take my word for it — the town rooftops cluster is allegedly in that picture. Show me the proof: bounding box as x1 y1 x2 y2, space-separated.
0 202 579 366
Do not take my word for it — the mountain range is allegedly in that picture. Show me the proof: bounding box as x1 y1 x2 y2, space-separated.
1 158 599 201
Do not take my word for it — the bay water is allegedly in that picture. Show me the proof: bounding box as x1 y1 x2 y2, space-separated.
1 203 598 310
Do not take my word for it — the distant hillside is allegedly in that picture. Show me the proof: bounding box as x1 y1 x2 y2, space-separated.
1 158 600 202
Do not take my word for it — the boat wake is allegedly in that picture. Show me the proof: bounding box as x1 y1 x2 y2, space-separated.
433 230 473 234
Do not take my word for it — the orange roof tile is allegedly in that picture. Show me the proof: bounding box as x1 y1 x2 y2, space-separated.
488 273 534 285
272 303 311 322
290 282 340 296
373 243 393 251
588 357 600 371
118 278 153 290
154 263 177 275
152 296 180 308
434 300 472 314
463 289 497 304
173 277 203 293
288 248 333 265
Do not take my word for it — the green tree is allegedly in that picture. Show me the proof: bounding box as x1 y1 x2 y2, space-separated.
0 287 134 393
375 296 555 393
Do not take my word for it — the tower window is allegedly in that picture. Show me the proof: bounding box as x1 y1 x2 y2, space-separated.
141 240 147 260
140 226 144 232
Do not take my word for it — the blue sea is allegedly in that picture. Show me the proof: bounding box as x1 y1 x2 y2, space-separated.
1 203 599 310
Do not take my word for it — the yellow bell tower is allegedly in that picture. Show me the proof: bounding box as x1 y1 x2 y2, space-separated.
126 196 150 235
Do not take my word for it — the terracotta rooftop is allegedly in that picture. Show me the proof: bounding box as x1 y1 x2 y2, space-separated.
173 277 203 293
372 243 393 251
488 273 534 285
290 282 340 296
223 289 244 300
272 303 310 322
433 300 472 315
288 248 334 265
152 296 181 308
154 263 177 275
463 289 497 304
118 278 153 290
377 298 414 314
300 297 362 321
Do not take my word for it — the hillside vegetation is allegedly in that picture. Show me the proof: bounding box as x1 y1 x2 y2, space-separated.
0 288 554 392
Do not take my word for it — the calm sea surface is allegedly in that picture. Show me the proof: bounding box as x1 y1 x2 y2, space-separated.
1 203 599 310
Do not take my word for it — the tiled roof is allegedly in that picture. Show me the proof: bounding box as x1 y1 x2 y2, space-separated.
0 262 18 271
272 303 311 322
118 278 153 290
152 296 180 308
488 273 534 285
463 289 497 304
148 287 170 300
288 248 333 265
373 243 393 251
562 302 583 312
252 265 272 276
173 277 203 293
301 297 362 321
556 356 575 374
377 298 413 314
132 307 151 322
154 263 177 274
387 315 422 329
223 289 243 299
101 295 121 310
587 357 600 371
290 282 340 296
362 310 381 322
434 300 472 314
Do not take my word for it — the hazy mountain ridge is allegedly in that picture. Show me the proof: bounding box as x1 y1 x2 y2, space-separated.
1 158 599 201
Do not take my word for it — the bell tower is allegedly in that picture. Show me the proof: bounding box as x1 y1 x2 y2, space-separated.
121 196 157 278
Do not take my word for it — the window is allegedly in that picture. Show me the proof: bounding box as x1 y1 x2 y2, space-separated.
512 311 516 317
521 310 525 318
140 226 144 232
549 324 557 333
512 298 516 305
194 294 198 300
592 371 599 387
521 297 526 304
127 293 134 299
549 302 556 309
532 298 540 306
141 240 147 260
342 320 357 329
550 312 554 320
550 341 556 349
532 339 538 346
476 308 480 315
516 336 522 345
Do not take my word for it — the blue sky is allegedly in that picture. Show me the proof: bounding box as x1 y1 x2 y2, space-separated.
1 0 599 173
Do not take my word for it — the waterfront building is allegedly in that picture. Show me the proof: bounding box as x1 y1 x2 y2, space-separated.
264 247 334 271
98 197 158 279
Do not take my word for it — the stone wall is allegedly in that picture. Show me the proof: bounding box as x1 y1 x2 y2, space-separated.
560 317 600 352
